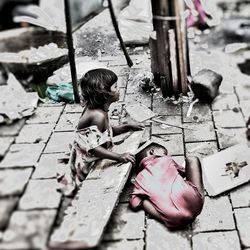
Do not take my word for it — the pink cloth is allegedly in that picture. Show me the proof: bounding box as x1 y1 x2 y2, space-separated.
130 156 204 228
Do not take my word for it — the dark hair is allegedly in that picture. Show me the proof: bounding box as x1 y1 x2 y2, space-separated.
80 68 118 108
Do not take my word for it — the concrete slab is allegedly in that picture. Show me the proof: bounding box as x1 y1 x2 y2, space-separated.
146 219 191 250
19 179 61 210
213 110 245 128
26 106 63 124
104 203 145 240
0 137 14 158
15 123 55 143
184 122 216 142
192 196 235 232
55 113 81 132
0 210 56 250
230 183 250 208
234 208 250 247
192 231 241 250
0 143 44 168
64 103 83 113
0 168 32 196
212 94 239 110
0 197 18 230
44 132 74 153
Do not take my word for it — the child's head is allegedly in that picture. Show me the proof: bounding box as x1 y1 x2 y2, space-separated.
136 142 168 166
80 68 119 108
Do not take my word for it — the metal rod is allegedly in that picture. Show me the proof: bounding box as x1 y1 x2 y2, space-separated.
64 0 80 103
107 0 133 67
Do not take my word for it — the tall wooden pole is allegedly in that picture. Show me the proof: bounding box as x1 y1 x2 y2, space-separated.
150 0 172 97
64 0 80 103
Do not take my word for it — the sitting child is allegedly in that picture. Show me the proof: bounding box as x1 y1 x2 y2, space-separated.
59 68 144 195
130 140 204 229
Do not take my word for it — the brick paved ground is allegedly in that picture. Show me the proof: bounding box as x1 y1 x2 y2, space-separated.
1 1 250 249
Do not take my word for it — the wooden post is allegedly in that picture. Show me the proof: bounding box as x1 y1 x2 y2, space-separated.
150 0 172 97
64 0 80 103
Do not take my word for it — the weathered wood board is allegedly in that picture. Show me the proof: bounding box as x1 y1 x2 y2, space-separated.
49 130 144 249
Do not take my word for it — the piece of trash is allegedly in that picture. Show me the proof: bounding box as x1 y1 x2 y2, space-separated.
202 144 250 197
224 43 248 54
186 98 199 117
190 69 223 104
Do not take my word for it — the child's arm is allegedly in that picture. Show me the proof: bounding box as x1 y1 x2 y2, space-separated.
112 123 145 136
89 146 135 164
142 200 164 221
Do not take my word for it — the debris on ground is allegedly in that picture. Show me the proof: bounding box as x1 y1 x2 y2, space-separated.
202 144 250 197
0 73 38 123
190 69 223 103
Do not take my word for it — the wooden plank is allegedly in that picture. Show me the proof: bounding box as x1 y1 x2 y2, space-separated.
49 130 144 249
174 0 188 94
168 29 178 95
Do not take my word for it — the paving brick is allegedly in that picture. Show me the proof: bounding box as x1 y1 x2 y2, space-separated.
26 106 63 124
185 141 218 158
0 137 14 158
182 103 212 123
184 122 216 142
213 110 245 128
234 208 250 247
152 116 182 135
230 183 250 208
0 143 44 168
0 210 56 250
151 134 184 155
108 66 130 76
0 168 32 196
44 132 74 153
192 196 235 232
32 153 65 179
103 203 145 240
212 94 239 110
153 96 181 116
146 219 191 250
117 75 128 88
240 100 250 120
99 239 144 250
172 155 185 165
0 197 18 230
192 231 241 250
55 113 81 132
15 123 54 143
216 128 246 149
64 103 83 113
0 119 25 136
19 179 61 210
125 93 152 108
236 85 250 101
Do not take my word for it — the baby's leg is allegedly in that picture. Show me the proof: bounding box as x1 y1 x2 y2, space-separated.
185 156 204 197
142 200 164 221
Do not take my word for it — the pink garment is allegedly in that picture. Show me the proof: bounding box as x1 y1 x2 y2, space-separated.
130 156 204 228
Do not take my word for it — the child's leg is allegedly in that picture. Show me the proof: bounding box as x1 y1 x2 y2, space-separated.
142 200 164 221
185 156 204 197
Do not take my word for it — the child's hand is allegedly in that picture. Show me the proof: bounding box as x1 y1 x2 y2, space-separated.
127 123 145 131
118 153 135 164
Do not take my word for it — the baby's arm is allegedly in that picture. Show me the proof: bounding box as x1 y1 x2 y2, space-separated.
89 146 135 164
112 123 145 136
